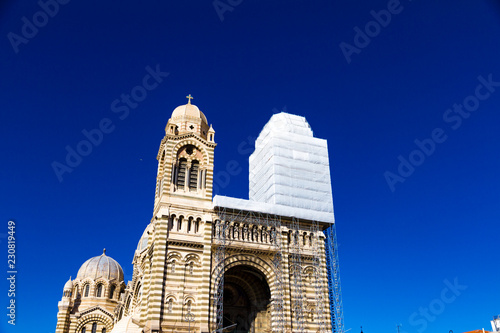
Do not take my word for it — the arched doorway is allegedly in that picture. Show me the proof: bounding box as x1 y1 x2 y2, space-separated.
223 265 271 333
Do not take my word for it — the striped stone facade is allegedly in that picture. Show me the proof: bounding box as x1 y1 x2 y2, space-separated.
55 101 334 333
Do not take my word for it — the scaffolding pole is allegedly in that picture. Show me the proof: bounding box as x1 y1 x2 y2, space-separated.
213 214 229 332
268 213 286 332
311 219 327 332
324 224 344 333
290 216 305 333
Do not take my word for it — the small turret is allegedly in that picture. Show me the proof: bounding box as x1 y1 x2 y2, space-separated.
208 124 215 142
62 277 73 298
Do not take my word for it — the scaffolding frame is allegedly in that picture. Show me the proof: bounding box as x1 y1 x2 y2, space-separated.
212 206 285 332
212 206 345 333
290 216 305 332
324 224 344 333
213 218 228 332
311 219 327 332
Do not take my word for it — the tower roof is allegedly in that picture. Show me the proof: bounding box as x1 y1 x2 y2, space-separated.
63 277 73 290
166 97 212 139
170 103 208 125
76 250 124 282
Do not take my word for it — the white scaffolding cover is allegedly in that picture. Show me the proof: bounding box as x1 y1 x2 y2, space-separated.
214 112 334 224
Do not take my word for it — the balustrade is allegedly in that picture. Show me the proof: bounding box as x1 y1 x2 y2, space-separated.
213 221 277 245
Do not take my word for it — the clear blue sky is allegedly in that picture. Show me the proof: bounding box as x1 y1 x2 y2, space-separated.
1 0 500 332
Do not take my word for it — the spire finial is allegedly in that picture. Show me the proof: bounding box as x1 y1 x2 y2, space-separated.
103 248 106 255
186 94 193 104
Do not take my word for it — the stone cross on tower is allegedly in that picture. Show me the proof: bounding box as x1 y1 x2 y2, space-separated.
186 94 193 104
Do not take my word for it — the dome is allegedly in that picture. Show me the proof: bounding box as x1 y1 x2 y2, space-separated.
165 95 213 140
76 250 124 282
63 277 73 290
171 99 208 125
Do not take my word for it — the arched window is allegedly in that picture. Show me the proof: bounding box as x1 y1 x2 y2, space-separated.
168 215 174 231
177 216 183 232
102 329 106 333
194 219 200 233
171 261 176 274
138 285 143 303
125 296 131 314
92 322 97 333
109 285 115 299
96 284 103 297
187 217 192 233
84 284 90 297
189 161 199 190
167 298 173 313
133 283 142 303
81 327 86 333
73 286 80 299
176 159 187 188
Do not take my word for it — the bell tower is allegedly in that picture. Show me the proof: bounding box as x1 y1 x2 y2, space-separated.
154 95 216 214
142 96 216 332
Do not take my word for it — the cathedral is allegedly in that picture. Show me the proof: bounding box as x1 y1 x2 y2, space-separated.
55 97 343 333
